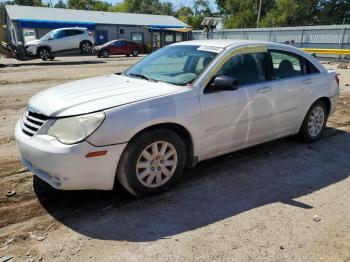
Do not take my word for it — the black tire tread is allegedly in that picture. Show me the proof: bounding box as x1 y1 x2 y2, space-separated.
116 128 186 196
298 100 328 142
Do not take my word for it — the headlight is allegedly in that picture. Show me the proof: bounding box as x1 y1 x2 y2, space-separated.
47 112 105 144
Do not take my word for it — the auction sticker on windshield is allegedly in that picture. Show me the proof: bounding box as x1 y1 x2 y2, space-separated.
197 46 224 53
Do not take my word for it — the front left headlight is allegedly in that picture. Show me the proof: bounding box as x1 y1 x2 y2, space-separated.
47 112 105 144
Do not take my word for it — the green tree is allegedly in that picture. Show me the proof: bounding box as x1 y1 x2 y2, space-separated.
175 6 194 25
216 0 274 28
261 0 319 27
54 0 67 8
317 0 350 24
14 0 46 6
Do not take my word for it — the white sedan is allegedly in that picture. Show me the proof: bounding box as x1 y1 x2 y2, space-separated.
15 40 339 196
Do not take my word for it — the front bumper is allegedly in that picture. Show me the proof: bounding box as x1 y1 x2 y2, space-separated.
15 121 127 190
25 46 37 56
92 47 100 54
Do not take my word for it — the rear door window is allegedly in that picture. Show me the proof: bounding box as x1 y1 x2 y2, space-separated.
305 59 320 74
65 29 84 36
269 50 303 79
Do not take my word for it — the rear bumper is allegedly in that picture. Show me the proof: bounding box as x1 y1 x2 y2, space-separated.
15 120 127 190
330 94 339 115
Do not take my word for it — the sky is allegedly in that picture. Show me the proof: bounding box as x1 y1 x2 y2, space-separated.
47 0 218 10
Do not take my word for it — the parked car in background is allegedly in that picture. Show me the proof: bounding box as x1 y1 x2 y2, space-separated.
25 27 95 60
15 40 339 196
94 39 142 58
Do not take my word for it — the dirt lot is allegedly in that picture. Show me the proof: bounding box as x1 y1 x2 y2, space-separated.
0 55 349 262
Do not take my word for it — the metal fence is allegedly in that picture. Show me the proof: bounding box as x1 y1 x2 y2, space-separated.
192 25 350 50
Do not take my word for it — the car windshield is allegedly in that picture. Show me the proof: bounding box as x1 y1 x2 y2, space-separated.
40 31 56 40
125 45 219 85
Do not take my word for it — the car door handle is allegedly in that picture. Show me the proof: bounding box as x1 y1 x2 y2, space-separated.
303 79 312 84
257 86 271 94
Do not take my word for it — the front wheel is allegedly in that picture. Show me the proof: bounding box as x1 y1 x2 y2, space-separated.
116 129 186 196
102 49 109 58
38 48 50 61
298 100 328 142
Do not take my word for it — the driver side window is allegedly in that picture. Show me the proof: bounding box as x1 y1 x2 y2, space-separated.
217 52 268 86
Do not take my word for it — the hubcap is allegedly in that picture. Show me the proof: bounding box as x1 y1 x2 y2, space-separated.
40 50 49 59
308 106 325 137
136 141 177 188
82 43 90 52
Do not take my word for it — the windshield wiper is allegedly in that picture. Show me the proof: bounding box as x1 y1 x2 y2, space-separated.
128 73 157 82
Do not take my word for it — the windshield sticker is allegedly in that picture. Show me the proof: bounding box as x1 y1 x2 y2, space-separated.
197 46 224 53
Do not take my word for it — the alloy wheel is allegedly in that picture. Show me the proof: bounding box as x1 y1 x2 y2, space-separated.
82 43 91 53
39 49 49 60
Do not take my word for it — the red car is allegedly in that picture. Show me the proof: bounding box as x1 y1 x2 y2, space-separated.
94 40 143 58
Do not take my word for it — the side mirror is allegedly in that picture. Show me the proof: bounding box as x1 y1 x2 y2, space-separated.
212 75 239 91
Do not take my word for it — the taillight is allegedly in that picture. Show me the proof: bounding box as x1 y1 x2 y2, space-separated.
88 31 93 37
335 74 340 86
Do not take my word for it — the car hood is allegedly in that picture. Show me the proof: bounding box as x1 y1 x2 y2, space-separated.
25 39 42 45
28 74 183 117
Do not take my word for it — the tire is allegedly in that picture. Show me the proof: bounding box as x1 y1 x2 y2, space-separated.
298 100 328 142
80 41 92 54
131 49 139 57
116 129 186 196
38 48 50 61
126 54 130 57
102 49 109 58
49 56 55 61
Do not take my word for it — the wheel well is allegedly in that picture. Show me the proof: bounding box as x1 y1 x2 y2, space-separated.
131 123 196 167
37 46 51 52
316 97 331 115
80 40 92 47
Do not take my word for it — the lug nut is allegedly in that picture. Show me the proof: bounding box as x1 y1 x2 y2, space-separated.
151 167 155 171
157 166 161 170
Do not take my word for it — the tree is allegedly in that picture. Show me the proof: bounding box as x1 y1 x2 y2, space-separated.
14 0 46 6
175 6 194 25
216 0 274 28
261 0 319 27
317 0 350 24
67 0 110 11
54 0 67 8
193 0 211 15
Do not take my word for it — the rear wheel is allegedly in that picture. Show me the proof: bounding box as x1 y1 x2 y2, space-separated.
116 129 186 196
80 41 92 54
49 56 55 61
131 49 139 57
298 100 328 142
38 48 50 61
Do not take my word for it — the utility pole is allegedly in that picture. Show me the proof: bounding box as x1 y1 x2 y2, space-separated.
257 0 262 28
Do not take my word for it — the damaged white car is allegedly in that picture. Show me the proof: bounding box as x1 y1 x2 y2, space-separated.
15 40 339 196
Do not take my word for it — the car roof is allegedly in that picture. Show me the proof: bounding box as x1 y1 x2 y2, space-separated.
53 27 87 31
173 39 272 48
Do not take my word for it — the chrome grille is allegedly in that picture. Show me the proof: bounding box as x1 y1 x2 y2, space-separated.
21 111 48 136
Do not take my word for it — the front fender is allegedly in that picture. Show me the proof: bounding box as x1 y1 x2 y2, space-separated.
87 94 201 155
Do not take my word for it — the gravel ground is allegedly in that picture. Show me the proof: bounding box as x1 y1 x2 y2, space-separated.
0 55 349 262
